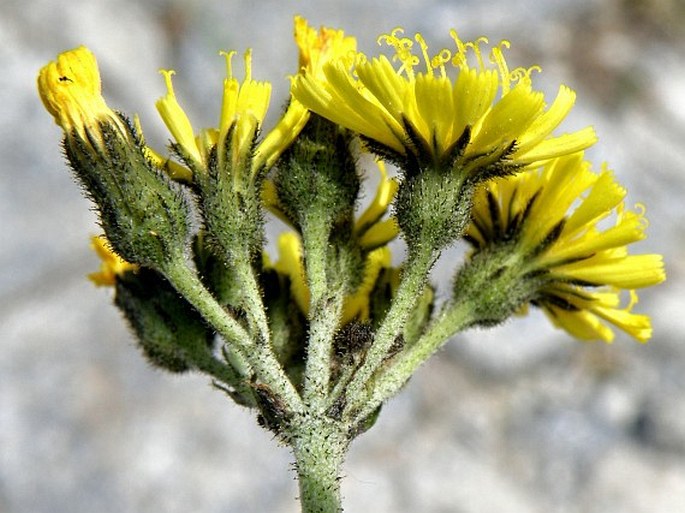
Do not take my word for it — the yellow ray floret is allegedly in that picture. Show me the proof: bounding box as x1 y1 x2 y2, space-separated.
466 153 665 342
354 160 400 249
88 235 138 286
37 46 127 145
294 15 357 78
292 28 597 171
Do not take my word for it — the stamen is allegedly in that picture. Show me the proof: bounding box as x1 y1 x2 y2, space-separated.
377 27 405 46
378 27 417 78
220 50 237 79
626 289 639 311
490 41 511 94
243 49 253 82
449 29 467 68
159 69 177 96
414 33 433 73
510 65 541 85
431 49 451 78
465 36 489 70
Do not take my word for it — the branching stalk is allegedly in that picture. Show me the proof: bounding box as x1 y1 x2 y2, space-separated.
342 245 436 418
163 256 303 413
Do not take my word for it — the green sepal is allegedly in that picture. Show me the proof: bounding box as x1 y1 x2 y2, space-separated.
114 267 215 373
192 128 265 263
394 168 473 252
273 113 359 233
64 115 193 269
451 244 543 327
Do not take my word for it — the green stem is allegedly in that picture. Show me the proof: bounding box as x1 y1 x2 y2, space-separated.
290 415 348 513
191 348 256 407
301 217 339 409
353 301 473 424
233 250 271 344
324 362 357 413
304 293 344 408
163 257 303 413
342 246 435 418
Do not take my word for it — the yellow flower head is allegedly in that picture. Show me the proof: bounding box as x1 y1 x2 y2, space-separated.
466 153 665 342
292 28 597 175
156 49 272 174
156 26 355 182
255 17 357 173
88 235 138 286
153 17 358 182
294 15 357 78
37 46 126 145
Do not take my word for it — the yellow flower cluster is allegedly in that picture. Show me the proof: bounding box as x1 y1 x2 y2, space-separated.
38 18 664 342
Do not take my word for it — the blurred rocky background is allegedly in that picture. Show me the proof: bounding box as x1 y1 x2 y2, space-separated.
2 0 684 511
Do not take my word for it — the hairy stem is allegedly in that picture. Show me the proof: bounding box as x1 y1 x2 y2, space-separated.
353 301 473 424
301 217 340 409
233 249 272 344
290 414 348 513
342 246 435 418
163 257 303 413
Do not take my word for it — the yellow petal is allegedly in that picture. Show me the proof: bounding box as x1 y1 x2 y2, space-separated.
294 16 357 78
470 82 544 151
88 235 138 287
564 169 626 234
341 246 392 323
359 218 400 250
544 305 615 342
155 69 202 163
255 99 310 172
355 161 398 235
554 254 666 289
273 232 310 314
515 127 598 164
515 85 577 152
452 68 499 139
143 144 193 182
593 304 653 343
37 46 124 144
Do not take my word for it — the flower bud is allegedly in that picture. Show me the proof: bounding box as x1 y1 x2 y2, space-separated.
38 47 194 269
114 268 214 373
